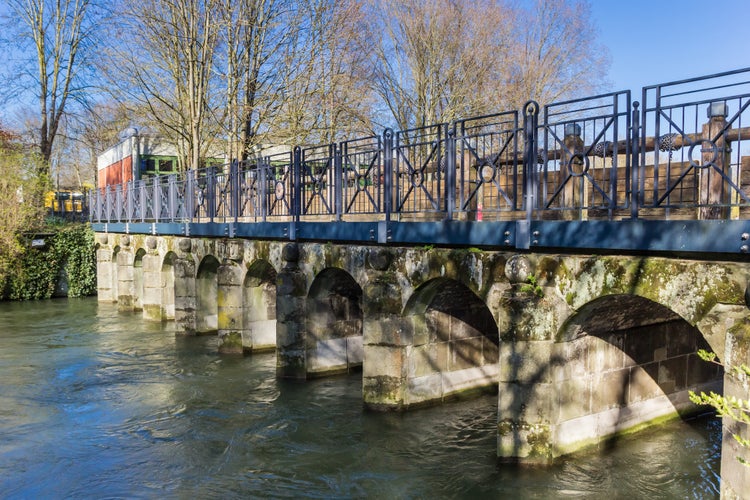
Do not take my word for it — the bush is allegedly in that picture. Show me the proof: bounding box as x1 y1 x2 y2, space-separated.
4 224 97 300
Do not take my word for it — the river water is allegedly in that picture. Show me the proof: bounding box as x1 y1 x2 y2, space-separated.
0 298 721 499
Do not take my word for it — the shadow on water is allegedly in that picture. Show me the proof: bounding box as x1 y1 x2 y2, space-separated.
0 298 722 499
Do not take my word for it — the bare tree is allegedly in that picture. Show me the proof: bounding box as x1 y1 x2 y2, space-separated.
273 0 375 146
2 0 97 175
104 0 220 170
62 101 132 188
216 0 292 162
365 0 608 131
502 0 609 108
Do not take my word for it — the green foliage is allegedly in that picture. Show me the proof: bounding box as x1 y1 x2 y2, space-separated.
4 224 96 300
55 224 97 297
690 349 750 467
519 275 544 297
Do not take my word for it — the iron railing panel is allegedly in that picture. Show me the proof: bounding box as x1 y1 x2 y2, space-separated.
453 111 522 219
538 91 631 220
641 67 750 219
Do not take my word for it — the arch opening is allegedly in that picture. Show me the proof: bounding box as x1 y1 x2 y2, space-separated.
306 267 363 377
196 255 220 334
242 260 278 353
133 248 146 311
402 278 499 407
161 252 177 321
553 294 723 455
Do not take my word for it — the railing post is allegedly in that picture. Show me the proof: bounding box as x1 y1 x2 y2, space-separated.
383 128 393 223
630 101 641 219
445 126 456 221
334 143 343 221
207 167 216 222
230 160 240 223
115 184 123 222
168 175 177 222
126 180 134 222
699 101 731 220
523 101 539 222
185 170 195 223
292 146 302 240
152 177 161 223
260 155 268 222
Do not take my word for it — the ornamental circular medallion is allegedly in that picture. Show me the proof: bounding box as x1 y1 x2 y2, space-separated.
275 181 285 200
688 139 718 169
566 153 589 177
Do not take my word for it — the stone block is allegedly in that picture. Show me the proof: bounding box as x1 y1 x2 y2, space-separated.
498 341 554 384
247 319 277 349
363 375 405 409
666 321 698 357
277 349 306 379
622 327 654 364
497 419 553 463
497 380 553 423
591 368 629 413
411 314 430 346
276 269 307 297
556 376 592 422
407 344 440 378
628 362 660 403
347 335 364 365
276 321 304 350
142 285 162 306
218 330 243 354
553 337 588 382
587 336 625 373
363 317 413 346
442 365 498 396
449 337 483 371
363 345 404 378
218 307 242 330
217 286 243 308
276 297 305 323
686 352 722 387
657 355 687 393
552 414 599 454
450 317 482 342
362 280 403 315
174 259 195 279
483 337 499 365
142 255 162 273
309 338 348 372
426 310 451 343
174 295 197 311
406 373 442 405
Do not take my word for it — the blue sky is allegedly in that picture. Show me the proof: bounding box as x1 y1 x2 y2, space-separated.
589 0 750 94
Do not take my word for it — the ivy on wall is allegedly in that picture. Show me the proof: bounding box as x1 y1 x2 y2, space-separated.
4 224 97 300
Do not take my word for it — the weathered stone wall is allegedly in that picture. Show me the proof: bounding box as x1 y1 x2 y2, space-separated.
94 232 750 486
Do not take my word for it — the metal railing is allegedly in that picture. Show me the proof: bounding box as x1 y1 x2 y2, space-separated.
91 68 750 226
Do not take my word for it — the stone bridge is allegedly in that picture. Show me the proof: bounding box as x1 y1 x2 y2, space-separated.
95 232 750 495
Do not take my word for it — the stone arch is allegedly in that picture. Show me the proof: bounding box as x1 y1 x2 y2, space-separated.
196 255 220 334
401 277 499 407
133 248 146 311
306 267 363 377
550 294 723 457
161 251 177 321
242 260 278 352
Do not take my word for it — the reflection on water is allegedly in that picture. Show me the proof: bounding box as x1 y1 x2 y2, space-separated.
0 299 720 498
